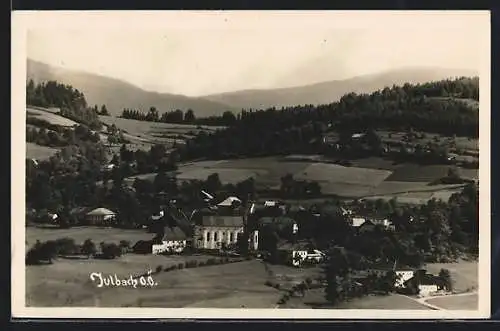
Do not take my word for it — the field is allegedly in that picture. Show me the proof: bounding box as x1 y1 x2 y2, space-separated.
26 226 154 248
27 107 79 127
26 142 59 160
99 116 224 151
118 156 477 204
26 259 281 308
425 261 478 293
280 288 431 310
425 293 478 310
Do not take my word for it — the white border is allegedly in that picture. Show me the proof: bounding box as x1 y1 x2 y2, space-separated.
11 10 491 319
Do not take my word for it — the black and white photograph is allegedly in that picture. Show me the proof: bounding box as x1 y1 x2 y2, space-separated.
12 10 490 319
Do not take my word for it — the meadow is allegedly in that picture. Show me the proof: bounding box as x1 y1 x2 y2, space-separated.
26 259 281 308
26 142 59 160
26 226 155 248
161 156 477 203
425 293 478 310
280 288 431 310
26 107 79 127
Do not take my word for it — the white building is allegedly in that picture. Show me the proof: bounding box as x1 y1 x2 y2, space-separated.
85 207 116 225
152 226 187 255
395 270 415 288
217 196 242 208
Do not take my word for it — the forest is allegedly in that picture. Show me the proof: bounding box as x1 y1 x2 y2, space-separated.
26 79 102 130
175 77 478 160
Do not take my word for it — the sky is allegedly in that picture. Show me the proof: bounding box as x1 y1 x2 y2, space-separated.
23 11 488 97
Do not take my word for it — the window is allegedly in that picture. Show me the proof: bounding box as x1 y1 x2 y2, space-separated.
206 231 210 242
214 232 218 241
229 232 233 242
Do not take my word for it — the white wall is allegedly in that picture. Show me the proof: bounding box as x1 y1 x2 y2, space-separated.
291 250 308 266
419 284 439 297
395 270 415 288
152 240 187 254
194 226 243 249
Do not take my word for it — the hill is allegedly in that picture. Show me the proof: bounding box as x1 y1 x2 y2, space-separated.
27 59 235 118
202 67 478 110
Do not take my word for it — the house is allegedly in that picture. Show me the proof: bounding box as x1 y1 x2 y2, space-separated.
217 196 242 208
85 207 116 226
365 261 419 288
277 242 324 267
152 226 187 254
403 273 443 297
349 214 394 231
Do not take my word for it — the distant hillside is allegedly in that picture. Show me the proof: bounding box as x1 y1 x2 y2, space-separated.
27 59 235 118
202 67 479 110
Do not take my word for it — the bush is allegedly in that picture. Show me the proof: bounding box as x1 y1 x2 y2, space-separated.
55 237 78 255
177 263 184 269
100 242 122 259
264 280 273 287
273 283 281 290
305 277 313 287
156 265 163 273
119 240 131 252
82 239 97 258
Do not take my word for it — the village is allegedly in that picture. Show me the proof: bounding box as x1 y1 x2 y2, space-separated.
28 186 456 301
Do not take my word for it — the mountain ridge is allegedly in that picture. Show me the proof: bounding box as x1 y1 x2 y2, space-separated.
27 59 478 117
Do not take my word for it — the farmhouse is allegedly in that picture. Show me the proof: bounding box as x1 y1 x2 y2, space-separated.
277 242 324 267
85 207 116 226
348 214 394 231
217 196 242 208
403 273 443 297
152 226 187 254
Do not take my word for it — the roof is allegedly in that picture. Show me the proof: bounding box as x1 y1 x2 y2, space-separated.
352 133 366 139
161 226 187 241
258 216 295 227
201 215 244 227
217 196 242 207
404 274 441 286
86 207 116 216
352 217 367 227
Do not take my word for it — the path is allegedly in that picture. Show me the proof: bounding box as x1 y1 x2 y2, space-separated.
398 291 478 310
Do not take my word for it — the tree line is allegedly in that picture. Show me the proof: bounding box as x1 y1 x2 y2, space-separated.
120 107 237 126
26 80 103 130
174 77 478 161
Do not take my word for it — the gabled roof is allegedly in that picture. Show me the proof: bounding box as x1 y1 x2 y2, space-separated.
200 215 244 227
258 216 295 227
217 196 242 207
86 207 116 216
351 217 367 227
404 274 441 286
161 226 187 241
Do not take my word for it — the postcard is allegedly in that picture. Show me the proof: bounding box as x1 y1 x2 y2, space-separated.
11 10 491 319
